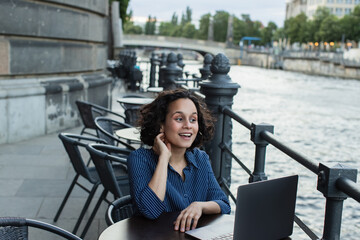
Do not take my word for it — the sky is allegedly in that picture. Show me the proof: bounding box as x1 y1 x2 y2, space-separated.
128 0 287 28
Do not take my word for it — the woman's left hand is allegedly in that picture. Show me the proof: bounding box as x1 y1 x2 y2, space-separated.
174 202 203 232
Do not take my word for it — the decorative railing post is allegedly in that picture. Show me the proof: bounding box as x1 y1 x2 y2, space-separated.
177 53 185 70
317 163 357 240
149 52 159 87
200 53 240 185
199 53 213 80
158 52 167 87
160 52 182 90
249 123 273 182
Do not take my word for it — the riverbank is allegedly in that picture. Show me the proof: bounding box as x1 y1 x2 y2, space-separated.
241 49 360 80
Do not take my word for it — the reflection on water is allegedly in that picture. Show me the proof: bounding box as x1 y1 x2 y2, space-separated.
183 63 360 239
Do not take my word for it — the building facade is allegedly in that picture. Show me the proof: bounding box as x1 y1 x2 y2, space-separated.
0 0 112 144
286 0 360 19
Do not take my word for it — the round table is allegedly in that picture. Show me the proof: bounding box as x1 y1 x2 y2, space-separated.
117 97 153 106
98 212 233 240
115 127 141 142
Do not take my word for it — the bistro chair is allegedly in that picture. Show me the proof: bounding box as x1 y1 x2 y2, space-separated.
80 143 132 238
75 100 125 137
118 94 146 125
94 116 136 150
105 195 135 226
0 217 82 240
54 133 108 234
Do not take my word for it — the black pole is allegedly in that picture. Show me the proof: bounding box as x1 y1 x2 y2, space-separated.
200 53 240 185
249 123 273 182
322 198 344 240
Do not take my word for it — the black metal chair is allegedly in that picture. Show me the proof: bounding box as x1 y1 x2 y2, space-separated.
80 143 132 238
54 133 107 234
118 95 145 125
105 195 135 226
0 217 82 240
94 116 136 150
75 100 125 137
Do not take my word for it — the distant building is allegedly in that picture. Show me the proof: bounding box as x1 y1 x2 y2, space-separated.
286 0 307 19
286 0 360 19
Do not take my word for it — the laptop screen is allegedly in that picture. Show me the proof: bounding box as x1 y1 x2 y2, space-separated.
233 175 298 240
185 175 298 240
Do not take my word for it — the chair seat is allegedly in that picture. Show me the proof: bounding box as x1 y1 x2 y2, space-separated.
88 165 127 182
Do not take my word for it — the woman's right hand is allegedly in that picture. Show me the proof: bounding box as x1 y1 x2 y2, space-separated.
152 132 171 160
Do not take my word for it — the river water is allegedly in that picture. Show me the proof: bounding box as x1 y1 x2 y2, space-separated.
180 63 360 239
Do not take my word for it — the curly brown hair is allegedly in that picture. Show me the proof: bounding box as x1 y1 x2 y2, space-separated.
137 89 215 150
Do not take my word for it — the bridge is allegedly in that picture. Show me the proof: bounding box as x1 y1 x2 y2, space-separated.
121 34 239 57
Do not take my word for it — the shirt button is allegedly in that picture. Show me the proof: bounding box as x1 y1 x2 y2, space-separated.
184 194 188 198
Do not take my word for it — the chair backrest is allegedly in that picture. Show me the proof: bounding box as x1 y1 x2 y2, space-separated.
75 100 98 130
58 133 106 183
106 195 135 226
94 116 135 150
86 143 132 199
0 217 82 240
124 108 140 126
75 100 125 136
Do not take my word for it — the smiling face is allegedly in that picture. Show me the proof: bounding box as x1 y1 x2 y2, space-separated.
161 98 199 151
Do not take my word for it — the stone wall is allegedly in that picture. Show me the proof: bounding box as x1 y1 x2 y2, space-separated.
240 51 276 68
282 57 360 79
0 0 111 144
240 50 360 80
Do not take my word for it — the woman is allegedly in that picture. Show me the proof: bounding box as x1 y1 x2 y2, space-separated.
127 89 231 232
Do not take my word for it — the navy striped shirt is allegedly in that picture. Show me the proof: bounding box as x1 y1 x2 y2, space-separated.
127 147 231 219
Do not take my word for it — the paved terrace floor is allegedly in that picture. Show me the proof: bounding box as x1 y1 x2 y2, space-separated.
0 84 153 239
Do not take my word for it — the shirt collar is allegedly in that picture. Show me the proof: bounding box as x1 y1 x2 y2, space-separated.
185 150 199 169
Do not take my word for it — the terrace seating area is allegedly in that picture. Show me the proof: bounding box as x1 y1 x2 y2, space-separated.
0 88 147 239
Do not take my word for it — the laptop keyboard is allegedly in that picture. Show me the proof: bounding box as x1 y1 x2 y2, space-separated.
211 232 233 240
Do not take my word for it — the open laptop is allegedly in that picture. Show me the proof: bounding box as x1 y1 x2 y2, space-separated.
185 175 298 240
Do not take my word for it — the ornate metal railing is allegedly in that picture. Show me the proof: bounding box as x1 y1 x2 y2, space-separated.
117 50 360 240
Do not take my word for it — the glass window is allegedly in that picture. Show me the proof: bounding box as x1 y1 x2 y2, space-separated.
345 8 352 14
336 0 343 3
345 0 352 3
327 0 334 2
355 0 360 3
336 8 343 15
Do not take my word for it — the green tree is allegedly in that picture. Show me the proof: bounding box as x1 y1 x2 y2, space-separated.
340 5 360 41
181 22 197 38
145 15 156 35
318 15 341 42
310 7 331 41
213 11 230 42
170 25 183 37
197 13 211 40
273 27 286 42
261 21 277 46
158 22 174 36
284 13 308 43
233 16 247 45
123 21 143 34
171 12 178 25
240 14 262 38
181 6 192 25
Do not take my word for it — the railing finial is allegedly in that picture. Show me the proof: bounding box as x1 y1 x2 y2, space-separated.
200 53 240 185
